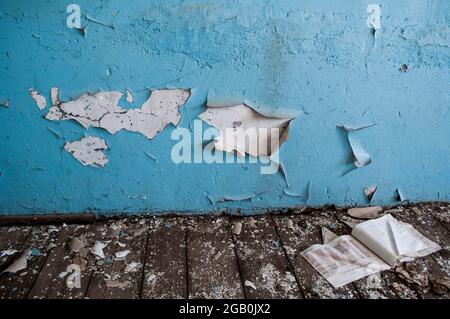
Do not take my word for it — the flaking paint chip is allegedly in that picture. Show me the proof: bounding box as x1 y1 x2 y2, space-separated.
64 137 109 168
232 222 242 235
90 241 109 259
29 88 47 110
46 89 191 139
244 280 257 290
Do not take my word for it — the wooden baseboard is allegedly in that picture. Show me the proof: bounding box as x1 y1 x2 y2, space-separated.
0 213 95 226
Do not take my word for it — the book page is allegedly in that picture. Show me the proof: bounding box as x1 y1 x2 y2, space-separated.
301 235 390 288
351 214 442 267
351 215 400 266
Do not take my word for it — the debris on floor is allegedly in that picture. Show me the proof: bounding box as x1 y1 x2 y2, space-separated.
0 249 17 257
232 222 242 235
2 250 32 274
70 237 85 253
431 277 450 295
90 241 109 259
244 280 257 290
347 206 383 219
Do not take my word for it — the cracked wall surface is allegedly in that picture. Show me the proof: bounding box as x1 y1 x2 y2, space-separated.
0 0 449 215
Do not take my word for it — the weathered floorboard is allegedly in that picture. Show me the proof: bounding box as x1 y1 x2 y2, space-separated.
141 217 187 299
232 216 302 299
85 219 148 299
187 217 244 299
416 203 450 233
0 226 57 299
28 224 96 299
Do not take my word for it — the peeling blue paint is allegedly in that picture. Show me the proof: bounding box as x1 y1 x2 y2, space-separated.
0 0 449 215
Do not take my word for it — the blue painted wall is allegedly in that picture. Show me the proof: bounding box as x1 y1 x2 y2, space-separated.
0 0 449 215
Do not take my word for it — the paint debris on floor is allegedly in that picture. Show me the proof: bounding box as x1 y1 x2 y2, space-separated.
0 203 449 299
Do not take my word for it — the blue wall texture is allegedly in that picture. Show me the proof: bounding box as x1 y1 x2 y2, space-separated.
0 0 449 215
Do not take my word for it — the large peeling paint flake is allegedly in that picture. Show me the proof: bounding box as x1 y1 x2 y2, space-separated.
64 136 109 168
199 104 294 158
46 89 191 139
29 88 47 110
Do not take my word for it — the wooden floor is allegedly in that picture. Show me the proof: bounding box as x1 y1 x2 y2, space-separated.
0 203 449 299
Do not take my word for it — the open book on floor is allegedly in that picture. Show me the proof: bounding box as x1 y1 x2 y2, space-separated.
301 214 442 288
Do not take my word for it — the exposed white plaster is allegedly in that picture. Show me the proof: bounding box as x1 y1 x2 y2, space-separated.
126 89 134 103
199 104 293 158
29 88 47 110
64 136 109 168
50 87 59 105
46 89 191 139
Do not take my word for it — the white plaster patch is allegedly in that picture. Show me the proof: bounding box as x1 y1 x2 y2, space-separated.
199 104 293 158
50 87 60 106
46 89 191 139
64 137 109 168
126 89 134 103
29 88 47 110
